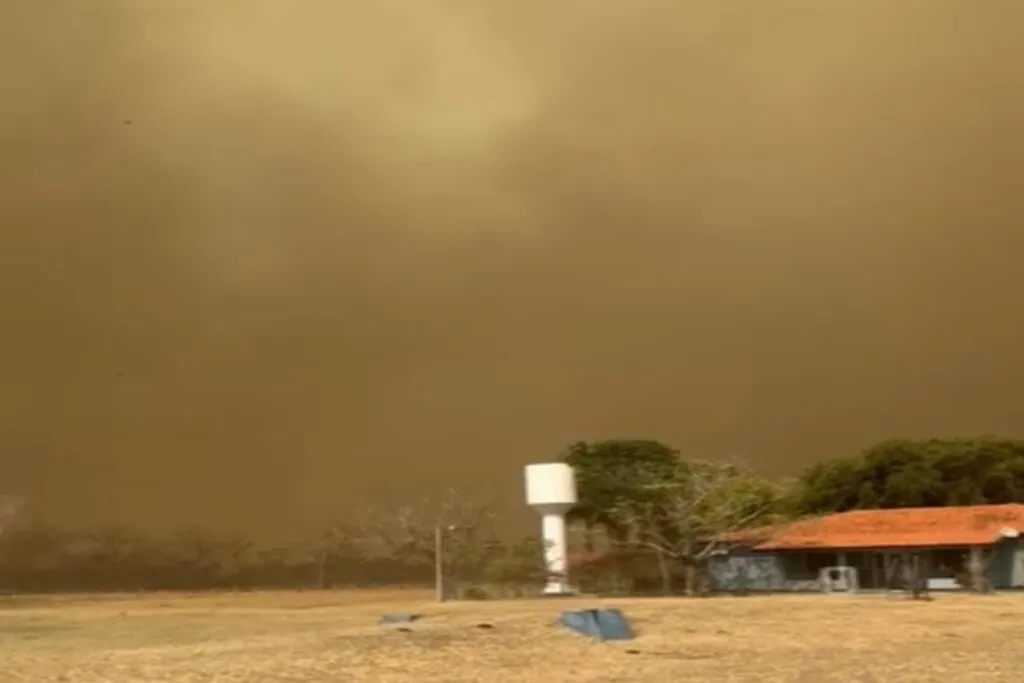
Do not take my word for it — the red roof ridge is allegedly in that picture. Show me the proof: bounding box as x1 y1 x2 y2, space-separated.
720 503 1024 551
833 502 1024 516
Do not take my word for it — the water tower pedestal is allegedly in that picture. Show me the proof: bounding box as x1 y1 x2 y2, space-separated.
524 463 578 597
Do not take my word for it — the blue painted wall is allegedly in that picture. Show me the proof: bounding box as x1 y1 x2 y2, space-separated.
706 552 820 592
990 537 1024 588
708 539 1024 592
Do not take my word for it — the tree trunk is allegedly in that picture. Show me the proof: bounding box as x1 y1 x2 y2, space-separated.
610 526 629 593
583 524 595 553
655 548 672 595
682 538 695 596
909 552 930 600
968 547 981 592
967 547 992 594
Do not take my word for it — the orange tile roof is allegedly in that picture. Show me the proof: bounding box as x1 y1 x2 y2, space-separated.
724 504 1024 551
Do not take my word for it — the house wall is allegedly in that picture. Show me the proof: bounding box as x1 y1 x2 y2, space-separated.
992 537 1024 589
706 553 821 592
710 541 1024 592
1011 542 1024 587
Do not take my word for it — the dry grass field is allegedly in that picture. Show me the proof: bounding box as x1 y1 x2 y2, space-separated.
2 589 1024 682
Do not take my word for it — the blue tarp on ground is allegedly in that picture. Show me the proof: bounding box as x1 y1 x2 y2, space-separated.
560 608 635 641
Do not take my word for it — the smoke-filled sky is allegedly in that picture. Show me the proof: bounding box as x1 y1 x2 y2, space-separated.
1 1 1022 538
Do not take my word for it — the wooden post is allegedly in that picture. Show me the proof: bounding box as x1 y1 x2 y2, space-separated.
967 546 991 593
907 552 930 599
434 524 445 602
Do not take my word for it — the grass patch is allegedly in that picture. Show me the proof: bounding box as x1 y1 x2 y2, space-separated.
1 590 1022 682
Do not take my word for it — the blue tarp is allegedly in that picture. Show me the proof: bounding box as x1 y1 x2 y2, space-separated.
560 608 635 641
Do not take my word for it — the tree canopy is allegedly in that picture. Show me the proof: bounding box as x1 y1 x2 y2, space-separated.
790 436 1024 516
563 435 1024 540
562 439 787 592
561 439 681 536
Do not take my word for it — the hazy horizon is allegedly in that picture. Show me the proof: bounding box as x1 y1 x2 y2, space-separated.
2 1 1022 539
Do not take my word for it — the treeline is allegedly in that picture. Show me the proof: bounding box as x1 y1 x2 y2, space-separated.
0 494 548 596
565 436 1024 529
2 436 1023 595
791 437 1024 514
559 436 1024 593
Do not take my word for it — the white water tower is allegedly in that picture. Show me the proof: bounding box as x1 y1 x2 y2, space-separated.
524 462 578 596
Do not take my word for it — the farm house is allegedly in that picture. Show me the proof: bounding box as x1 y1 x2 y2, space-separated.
708 503 1024 592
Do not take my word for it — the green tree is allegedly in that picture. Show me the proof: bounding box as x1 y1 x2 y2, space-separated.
613 457 787 593
792 436 1024 515
561 439 680 542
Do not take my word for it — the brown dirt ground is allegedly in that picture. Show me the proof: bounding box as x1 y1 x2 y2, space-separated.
1 589 1023 682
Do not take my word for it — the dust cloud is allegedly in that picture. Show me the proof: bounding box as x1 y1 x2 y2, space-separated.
1 1 1022 538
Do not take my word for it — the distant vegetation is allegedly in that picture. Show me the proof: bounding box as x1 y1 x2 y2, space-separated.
2 436 1023 595
561 436 1024 594
790 437 1024 514
0 490 547 596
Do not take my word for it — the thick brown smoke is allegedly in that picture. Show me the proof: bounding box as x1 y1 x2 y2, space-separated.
1 1 1022 538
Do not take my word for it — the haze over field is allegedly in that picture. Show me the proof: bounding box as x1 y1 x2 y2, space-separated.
1 1 1022 538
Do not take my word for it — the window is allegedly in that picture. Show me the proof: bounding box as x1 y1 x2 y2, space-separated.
781 552 837 580
929 549 966 579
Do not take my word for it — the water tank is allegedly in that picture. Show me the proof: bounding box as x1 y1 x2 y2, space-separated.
524 463 578 595
524 462 577 514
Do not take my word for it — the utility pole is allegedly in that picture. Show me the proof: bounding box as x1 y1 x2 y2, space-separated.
434 524 460 602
